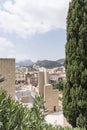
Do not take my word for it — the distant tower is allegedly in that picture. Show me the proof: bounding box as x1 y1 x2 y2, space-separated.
38 70 50 95
44 70 49 84
38 69 59 112
38 71 44 95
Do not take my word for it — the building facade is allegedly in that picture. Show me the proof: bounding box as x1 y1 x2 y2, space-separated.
15 71 26 84
26 72 38 87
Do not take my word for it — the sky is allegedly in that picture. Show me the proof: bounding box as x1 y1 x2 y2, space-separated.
0 0 70 62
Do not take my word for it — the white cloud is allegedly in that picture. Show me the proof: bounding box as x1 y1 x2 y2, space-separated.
0 36 33 61
0 37 14 51
0 37 15 57
0 0 70 37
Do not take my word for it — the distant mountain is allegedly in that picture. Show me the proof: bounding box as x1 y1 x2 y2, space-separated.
16 58 64 68
56 58 64 65
16 60 34 66
35 59 64 68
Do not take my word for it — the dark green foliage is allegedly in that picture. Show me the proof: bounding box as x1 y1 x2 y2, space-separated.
53 81 65 91
36 60 63 68
63 0 87 128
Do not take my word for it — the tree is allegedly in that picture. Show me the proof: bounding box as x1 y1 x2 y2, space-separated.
63 0 87 128
53 81 65 91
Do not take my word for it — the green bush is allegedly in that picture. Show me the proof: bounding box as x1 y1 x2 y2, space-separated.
0 88 86 130
53 81 65 91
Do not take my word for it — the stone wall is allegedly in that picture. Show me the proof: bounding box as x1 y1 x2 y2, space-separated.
38 70 59 112
44 84 59 112
38 71 44 95
0 58 15 98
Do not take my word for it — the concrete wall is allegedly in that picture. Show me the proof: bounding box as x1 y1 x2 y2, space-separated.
44 84 59 112
38 70 59 112
38 71 44 95
44 71 49 84
0 58 15 98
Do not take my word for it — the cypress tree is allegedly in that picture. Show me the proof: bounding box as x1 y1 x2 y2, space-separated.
63 0 87 128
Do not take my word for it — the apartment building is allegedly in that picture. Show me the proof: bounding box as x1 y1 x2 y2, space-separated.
26 72 38 87
49 67 66 84
15 70 26 84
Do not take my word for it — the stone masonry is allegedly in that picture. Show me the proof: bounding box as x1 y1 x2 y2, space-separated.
38 70 59 112
0 58 15 98
44 84 59 112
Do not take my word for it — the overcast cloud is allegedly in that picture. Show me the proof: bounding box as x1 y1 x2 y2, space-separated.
0 0 71 61
0 37 15 57
0 0 70 37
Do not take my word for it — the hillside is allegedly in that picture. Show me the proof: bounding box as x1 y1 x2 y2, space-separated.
16 59 64 68
35 59 64 68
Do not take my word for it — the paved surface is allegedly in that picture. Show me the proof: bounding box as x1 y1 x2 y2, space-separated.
45 111 64 126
